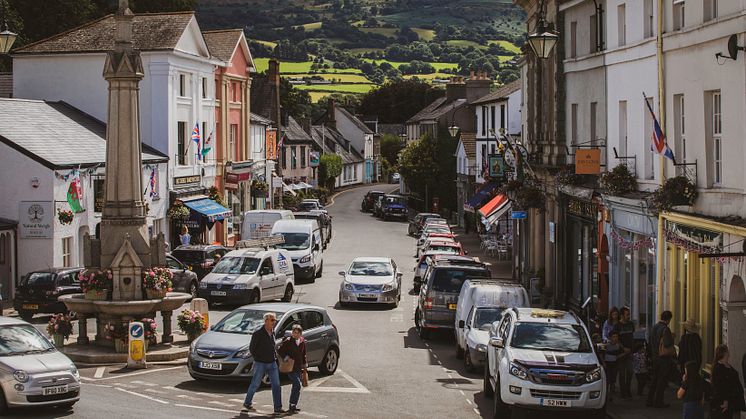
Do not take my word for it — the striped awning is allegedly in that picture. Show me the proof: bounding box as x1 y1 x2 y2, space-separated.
478 194 511 226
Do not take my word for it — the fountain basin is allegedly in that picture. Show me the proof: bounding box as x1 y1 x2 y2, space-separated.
59 292 191 317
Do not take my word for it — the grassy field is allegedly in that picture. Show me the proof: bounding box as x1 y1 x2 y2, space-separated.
361 58 458 71
295 84 376 94
294 21 323 31
358 27 398 37
250 39 278 49
253 58 363 74
402 73 453 81
287 73 372 83
308 91 333 102
489 39 522 53
446 39 483 48
412 28 436 41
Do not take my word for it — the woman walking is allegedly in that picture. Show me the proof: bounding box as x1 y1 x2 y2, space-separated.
678 319 702 373
278 324 308 413
602 306 619 342
711 345 745 419
179 225 191 246
677 361 707 419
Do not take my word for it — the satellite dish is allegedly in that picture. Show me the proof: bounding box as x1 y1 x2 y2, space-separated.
728 34 739 60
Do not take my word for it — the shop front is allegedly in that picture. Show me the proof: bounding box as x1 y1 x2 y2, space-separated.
224 161 254 245
170 174 230 246
560 193 599 314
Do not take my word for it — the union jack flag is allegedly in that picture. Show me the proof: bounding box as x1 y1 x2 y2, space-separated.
644 94 675 162
191 123 201 159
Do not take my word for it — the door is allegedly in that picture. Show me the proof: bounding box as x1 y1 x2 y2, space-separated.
272 254 288 298
167 256 189 293
301 310 327 364
258 258 277 301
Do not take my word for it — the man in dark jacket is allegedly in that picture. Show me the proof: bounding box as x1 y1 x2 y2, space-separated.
243 312 284 414
647 310 675 408
615 307 635 398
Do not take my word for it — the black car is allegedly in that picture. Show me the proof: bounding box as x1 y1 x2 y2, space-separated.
171 245 230 280
166 255 200 298
361 191 385 212
408 213 441 236
14 268 84 321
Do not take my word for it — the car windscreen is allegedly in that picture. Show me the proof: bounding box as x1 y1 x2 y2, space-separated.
0 325 54 356
21 272 56 287
427 246 459 253
171 249 206 263
349 261 392 276
510 322 592 353
274 233 311 250
211 257 260 275
213 309 286 334
431 268 490 293
385 196 405 205
474 308 504 330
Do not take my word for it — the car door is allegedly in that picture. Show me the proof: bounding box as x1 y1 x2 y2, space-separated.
56 271 81 296
277 311 303 339
166 256 188 292
301 310 327 364
258 258 276 301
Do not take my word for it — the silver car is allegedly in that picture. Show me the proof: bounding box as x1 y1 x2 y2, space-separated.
338 257 402 308
0 317 81 413
188 303 340 380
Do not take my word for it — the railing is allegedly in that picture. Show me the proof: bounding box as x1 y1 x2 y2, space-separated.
612 147 637 177
674 160 698 185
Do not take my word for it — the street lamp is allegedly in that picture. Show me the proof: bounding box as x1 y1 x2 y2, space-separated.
0 27 16 55
447 124 460 139
527 0 559 59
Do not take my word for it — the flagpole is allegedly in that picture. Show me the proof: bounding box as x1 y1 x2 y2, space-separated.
655 0 667 317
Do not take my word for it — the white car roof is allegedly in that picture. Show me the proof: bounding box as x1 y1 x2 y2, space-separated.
511 308 579 325
224 248 270 258
351 257 391 263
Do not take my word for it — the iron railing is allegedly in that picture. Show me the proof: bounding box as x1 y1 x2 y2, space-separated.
674 160 698 185
612 147 637 177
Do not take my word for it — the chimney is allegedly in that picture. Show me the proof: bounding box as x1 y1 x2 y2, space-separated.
466 71 492 103
446 77 467 102
268 59 280 87
326 99 336 128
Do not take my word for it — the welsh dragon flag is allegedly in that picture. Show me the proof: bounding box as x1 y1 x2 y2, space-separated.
201 131 213 161
67 177 84 213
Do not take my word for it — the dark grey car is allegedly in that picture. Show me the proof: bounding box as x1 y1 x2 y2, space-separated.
188 303 340 380
166 255 199 298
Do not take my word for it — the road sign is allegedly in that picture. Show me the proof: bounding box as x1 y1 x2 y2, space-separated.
128 321 146 369
510 211 528 220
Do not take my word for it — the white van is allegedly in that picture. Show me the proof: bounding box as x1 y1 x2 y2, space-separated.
270 219 323 282
198 247 295 305
241 210 294 240
455 280 529 363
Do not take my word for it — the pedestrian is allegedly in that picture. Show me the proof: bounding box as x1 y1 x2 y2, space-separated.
615 306 635 398
604 330 626 401
179 225 191 246
710 345 746 419
678 319 702 373
633 342 650 396
677 361 708 419
278 324 308 413
602 306 619 342
243 312 285 415
647 310 676 408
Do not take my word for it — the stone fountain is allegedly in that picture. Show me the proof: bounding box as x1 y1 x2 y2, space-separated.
59 0 190 347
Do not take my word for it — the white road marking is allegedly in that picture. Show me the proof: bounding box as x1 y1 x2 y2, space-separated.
162 386 180 391
111 383 137 388
305 369 370 394
466 399 473 405
130 380 158 386
82 382 112 388
229 399 246 403
94 367 106 378
174 403 264 416
390 312 403 322
176 395 201 401
87 366 183 381
115 387 169 404
474 408 480 415
459 390 465 396
144 388 167 394
208 400 236 407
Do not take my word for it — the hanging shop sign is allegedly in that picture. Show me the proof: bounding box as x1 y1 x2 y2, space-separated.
224 171 251 191
174 175 200 188
567 198 597 220
575 149 601 175
310 151 320 167
93 177 105 213
19 201 54 238
266 128 278 160
488 154 506 178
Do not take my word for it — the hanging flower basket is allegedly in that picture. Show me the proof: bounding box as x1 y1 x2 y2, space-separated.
177 309 206 342
515 185 546 210
57 209 74 225
167 202 190 221
79 269 112 299
208 186 228 208
251 180 269 198
650 175 698 213
555 167 583 186
142 267 173 299
599 164 637 196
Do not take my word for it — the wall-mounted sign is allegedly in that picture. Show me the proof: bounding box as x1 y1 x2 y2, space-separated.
310 151 320 167
549 221 555 243
266 128 278 160
575 149 601 174
19 201 54 238
93 178 105 213
510 211 528 220
225 171 251 190
567 198 597 219
488 154 505 177
174 175 200 188
30 177 40 188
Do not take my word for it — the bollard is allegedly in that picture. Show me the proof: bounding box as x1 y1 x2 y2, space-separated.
191 298 209 332
127 321 146 369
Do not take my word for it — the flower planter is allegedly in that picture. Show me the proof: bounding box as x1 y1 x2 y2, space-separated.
52 334 65 347
187 331 201 343
114 338 128 353
145 289 168 299
84 289 108 301
251 189 268 198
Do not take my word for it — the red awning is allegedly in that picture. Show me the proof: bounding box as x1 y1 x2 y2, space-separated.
478 194 510 217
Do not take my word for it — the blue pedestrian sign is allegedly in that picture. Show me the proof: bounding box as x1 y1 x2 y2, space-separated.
129 323 143 339
510 211 528 220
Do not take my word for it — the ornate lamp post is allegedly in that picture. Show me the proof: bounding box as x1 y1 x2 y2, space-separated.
527 0 559 59
0 25 17 55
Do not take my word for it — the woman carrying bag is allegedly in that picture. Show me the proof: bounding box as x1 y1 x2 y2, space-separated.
278 324 308 413
711 345 746 419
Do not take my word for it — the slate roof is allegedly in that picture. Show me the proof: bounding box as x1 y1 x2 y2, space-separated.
0 98 167 169
202 29 243 62
12 12 195 55
336 107 373 134
283 116 313 144
250 112 273 125
378 123 405 136
310 125 364 164
460 132 477 160
471 79 521 105
407 97 468 123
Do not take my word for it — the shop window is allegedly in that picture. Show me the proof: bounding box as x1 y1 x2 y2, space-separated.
705 90 722 186
300 146 307 168
570 21 577 58
490 106 496 132
590 14 598 53
291 146 297 169
229 124 238 163
62 237 72 267
571 103 578 145
201 77 207 99
644 0 654 38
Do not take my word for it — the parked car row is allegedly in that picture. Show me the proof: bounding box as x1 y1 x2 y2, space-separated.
362 192 408 221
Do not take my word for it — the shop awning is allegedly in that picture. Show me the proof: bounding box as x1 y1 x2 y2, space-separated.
478 194 511 226
183 198 232 223
464 182 497 213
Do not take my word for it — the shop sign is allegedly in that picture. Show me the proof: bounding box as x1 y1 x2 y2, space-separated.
310 151 320 167
575 149 601 174
19 201 53 238
225 171 251 191
568 198 597 219
93 178 105 213
266 128 278 160
174 175 200 188
667 222 721 248
613 209 655 236
488 154 505 177
510 211 527 220
549 222 555 243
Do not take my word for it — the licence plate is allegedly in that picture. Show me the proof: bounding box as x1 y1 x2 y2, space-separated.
22 304 39 310
210 291 227 296
43 385 68 396
199 361 222 370
448 303 457 310
541 399 570 407
358 294 378 299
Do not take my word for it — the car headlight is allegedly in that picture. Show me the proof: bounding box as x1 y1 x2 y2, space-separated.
233 283 249 290
70 365 79 379
343 282 353 291
585 367 602 383
189 338 198 354
476 344 487 352
509 362 528 380
299 254 311 264
235 347 252 359
13 370 29 383
199 282 208 289
382 281 397 292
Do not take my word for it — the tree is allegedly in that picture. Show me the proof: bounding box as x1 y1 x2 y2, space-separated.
131 0 195 13
318 154 343 190
398 133 438 199
380 134 403 166
279 78 313 120
358 79 444 124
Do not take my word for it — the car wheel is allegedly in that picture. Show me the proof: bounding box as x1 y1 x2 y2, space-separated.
415 310 429 340
456 344 464 359
316 262 323 278
483 360 494 398
249 289 260 304
282 284 294 302
0 387 8 415
319 347 339 375
18 310 33 322
464 349 475 373
189 282 199 299
493 376 511 419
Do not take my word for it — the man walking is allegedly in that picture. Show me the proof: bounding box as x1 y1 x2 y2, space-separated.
244 312 285 414
647 310 676 408
615 307 635 399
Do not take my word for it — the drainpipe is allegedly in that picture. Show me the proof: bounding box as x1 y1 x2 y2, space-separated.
655 0 666 316
591 0 604 52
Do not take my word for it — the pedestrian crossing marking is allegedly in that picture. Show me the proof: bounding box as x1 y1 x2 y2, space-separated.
305 369 370 394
